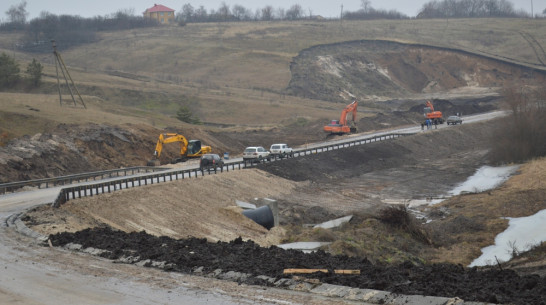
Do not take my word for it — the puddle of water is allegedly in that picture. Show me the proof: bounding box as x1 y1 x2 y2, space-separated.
469 209 546 267
449 165 519 196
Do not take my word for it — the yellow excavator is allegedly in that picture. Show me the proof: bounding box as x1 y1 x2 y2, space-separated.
147 133 212 166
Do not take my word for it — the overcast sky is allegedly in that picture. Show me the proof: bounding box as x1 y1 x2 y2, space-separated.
2 0 543 20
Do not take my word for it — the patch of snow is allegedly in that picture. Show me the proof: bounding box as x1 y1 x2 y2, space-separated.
469 209 546 267
449 165 519 195
277 242 331 253
313 215 352 229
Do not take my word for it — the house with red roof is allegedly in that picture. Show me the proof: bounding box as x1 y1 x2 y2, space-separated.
143 4 175 24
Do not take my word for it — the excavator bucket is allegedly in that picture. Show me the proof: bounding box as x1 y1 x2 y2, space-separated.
147 159 161 166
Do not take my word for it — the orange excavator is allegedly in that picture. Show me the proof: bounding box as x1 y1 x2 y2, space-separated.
423 100 444 124
147 133 212 166
324 101 358 135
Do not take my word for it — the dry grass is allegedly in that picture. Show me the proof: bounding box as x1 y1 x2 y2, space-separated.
426 157 546 265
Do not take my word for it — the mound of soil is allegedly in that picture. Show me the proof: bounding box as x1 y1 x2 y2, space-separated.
288 40 546 102
49 227 546 305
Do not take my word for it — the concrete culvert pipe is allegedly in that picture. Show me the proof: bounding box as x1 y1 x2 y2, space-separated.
242 206 274 230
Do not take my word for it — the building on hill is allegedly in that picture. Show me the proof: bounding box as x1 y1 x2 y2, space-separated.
143 4 175 24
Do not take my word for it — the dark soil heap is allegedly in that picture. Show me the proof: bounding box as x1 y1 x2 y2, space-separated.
49 227 545 305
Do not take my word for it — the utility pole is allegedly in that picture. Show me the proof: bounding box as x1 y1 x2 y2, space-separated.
340 4 343 26
52 40 86 108
531 0 534 18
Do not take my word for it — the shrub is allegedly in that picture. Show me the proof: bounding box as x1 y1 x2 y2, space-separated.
176 105 201 124
0 52 20 88
489 84 546 163
26 58 43 86
377 205 431 245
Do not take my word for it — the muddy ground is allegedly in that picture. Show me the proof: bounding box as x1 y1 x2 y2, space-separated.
48 227 546 305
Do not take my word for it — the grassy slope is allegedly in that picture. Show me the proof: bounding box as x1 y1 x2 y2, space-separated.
1 18 545 136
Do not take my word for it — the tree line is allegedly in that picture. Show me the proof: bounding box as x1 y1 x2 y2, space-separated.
1 0 542 53
1 2 159 52
417 0 533 18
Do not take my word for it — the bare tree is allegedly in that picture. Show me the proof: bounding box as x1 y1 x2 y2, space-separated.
218 2 231 20
361 0 372 13
194 5 208 22
232 5 249 20
179 3 195 21
5 0 28 24
286 4 303 20
253 8 262 20
276 7 286 20
261 6 274 21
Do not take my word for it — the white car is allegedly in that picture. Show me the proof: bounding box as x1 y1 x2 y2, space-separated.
270 143 294 159
243 146 271 162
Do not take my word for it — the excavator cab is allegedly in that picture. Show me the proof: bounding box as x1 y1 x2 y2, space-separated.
187 140 202 157
423 106 432 116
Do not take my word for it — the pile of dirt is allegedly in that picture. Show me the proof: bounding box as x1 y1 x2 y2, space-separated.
288 40 546 102
0 123 155 183
23 169 302 246
48 227 546 305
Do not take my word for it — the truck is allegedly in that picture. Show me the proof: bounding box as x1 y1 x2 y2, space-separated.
147 133 212 166
269 143 293 159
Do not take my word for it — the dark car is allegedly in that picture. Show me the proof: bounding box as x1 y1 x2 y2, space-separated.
199 154 224 171
446 115 463 125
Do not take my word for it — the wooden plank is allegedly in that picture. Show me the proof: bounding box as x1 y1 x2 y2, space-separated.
283 269 360 275
283 269 328 274
334 269 360 275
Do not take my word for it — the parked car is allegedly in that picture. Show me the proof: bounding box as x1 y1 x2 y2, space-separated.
270 143 294 159
446 115 463 125
199 154 224 171
243 146 271 162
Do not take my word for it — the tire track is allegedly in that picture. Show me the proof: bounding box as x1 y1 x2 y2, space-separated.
518 31 546 66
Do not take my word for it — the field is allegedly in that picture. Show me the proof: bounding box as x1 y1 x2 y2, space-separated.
1 18 546 132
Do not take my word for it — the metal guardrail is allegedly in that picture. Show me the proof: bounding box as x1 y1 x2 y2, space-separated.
0 166 167 195
51 133 413 207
